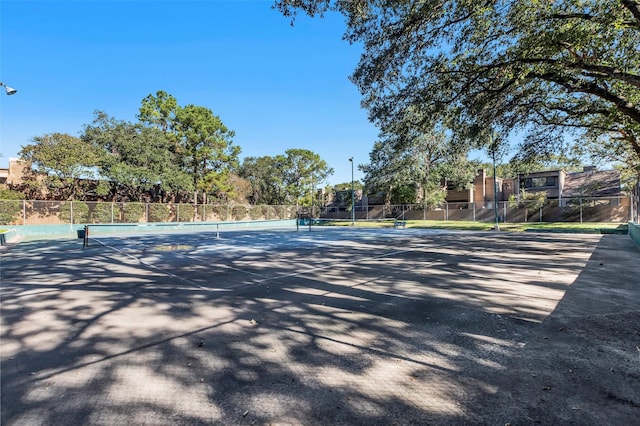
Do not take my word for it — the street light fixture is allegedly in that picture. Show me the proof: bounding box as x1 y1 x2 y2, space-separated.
0 82 17 96
349 157 355 225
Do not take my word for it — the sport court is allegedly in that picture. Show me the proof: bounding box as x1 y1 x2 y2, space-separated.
1 223 639 425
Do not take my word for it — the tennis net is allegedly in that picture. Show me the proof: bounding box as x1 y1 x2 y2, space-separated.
81 219 297 247
300 218 405 229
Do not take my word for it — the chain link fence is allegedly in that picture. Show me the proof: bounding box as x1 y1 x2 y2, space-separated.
0 201 298 226
1 196 634 226
318 196 635 223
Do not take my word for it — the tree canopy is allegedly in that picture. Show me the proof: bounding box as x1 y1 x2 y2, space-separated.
361 127 476 204
82 111 192 202
275 0 640 162
138 91 240 204
19 133 102 200
17 91 243 204
240 149 333 206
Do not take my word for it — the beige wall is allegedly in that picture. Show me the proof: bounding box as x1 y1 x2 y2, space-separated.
6 159 28 185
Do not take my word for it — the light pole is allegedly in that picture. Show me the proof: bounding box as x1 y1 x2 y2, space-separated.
0 82 17 96
349 157 355 225
489 132 500 231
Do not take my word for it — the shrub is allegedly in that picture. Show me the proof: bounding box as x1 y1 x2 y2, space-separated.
231 205 248 221
212 205 228 221
90 203 113 223
0 200 23 225
249 205 265 220
148 203 171 222
0 189 25 225
121 203 145 223
177 204 195 222
59 201 90 224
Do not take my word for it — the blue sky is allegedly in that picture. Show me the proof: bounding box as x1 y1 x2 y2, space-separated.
0 0 379 186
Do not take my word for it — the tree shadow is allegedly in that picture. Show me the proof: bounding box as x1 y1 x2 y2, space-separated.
1 231 638 425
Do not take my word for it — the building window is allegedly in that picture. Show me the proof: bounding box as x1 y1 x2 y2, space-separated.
522 176 557 189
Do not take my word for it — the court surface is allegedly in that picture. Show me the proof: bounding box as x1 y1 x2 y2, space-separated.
1 226 639 425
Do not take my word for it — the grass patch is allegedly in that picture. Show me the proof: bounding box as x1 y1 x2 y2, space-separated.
405 220 628 234
309 219 397 228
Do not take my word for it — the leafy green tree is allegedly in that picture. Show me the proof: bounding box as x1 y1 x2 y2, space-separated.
240 150 332 206
224 173 253 204
275 0 640 163
283 148 333 207
573 133 640 194
332 181 363 192
19 133 101 200
138 90 179 134
0 189 24 225
175 104 240 204
121 202 145 223
491 153 584 179
240 155 288 205
509 189 548 222
59 201 89 224
90 202 114 224
177 203 195 222
148 203 171 222
138 91 240 205
361 127 474 205
82 112 192 202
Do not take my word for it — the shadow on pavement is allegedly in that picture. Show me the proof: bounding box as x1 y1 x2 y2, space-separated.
1 232 638 425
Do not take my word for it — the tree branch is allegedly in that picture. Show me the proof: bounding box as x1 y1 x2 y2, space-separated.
621 0 640 24
532 72 640 124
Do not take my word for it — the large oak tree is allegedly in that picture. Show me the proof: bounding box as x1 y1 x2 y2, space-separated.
19 133 101 200
275 0 640 162
82 111 192 202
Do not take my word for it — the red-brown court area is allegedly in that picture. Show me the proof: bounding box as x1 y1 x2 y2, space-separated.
1 227 639 425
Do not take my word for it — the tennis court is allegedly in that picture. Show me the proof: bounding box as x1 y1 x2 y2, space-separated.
1 223 639 425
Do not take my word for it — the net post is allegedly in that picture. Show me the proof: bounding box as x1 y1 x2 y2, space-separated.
216 223 220 239
83 225 89 248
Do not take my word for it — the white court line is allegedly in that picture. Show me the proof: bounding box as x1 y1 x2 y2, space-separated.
91 237 232 292
92 234 430 292
105 236 270 279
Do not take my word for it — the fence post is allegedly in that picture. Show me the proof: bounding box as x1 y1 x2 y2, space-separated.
22 200 26 225
472 203 476 222
445 203 448 222
503 202 507 223
580 198 583 223
145 203 149 223
70 201 74 226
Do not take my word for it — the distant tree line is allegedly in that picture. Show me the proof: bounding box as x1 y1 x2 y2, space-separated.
12 91 336 206
7 84 637 209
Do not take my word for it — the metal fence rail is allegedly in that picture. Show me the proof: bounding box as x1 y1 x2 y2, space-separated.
318 196 635 223
0 196 635 226
0 201 298 226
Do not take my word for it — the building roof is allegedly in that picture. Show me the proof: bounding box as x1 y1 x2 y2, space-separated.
562 169 622 198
